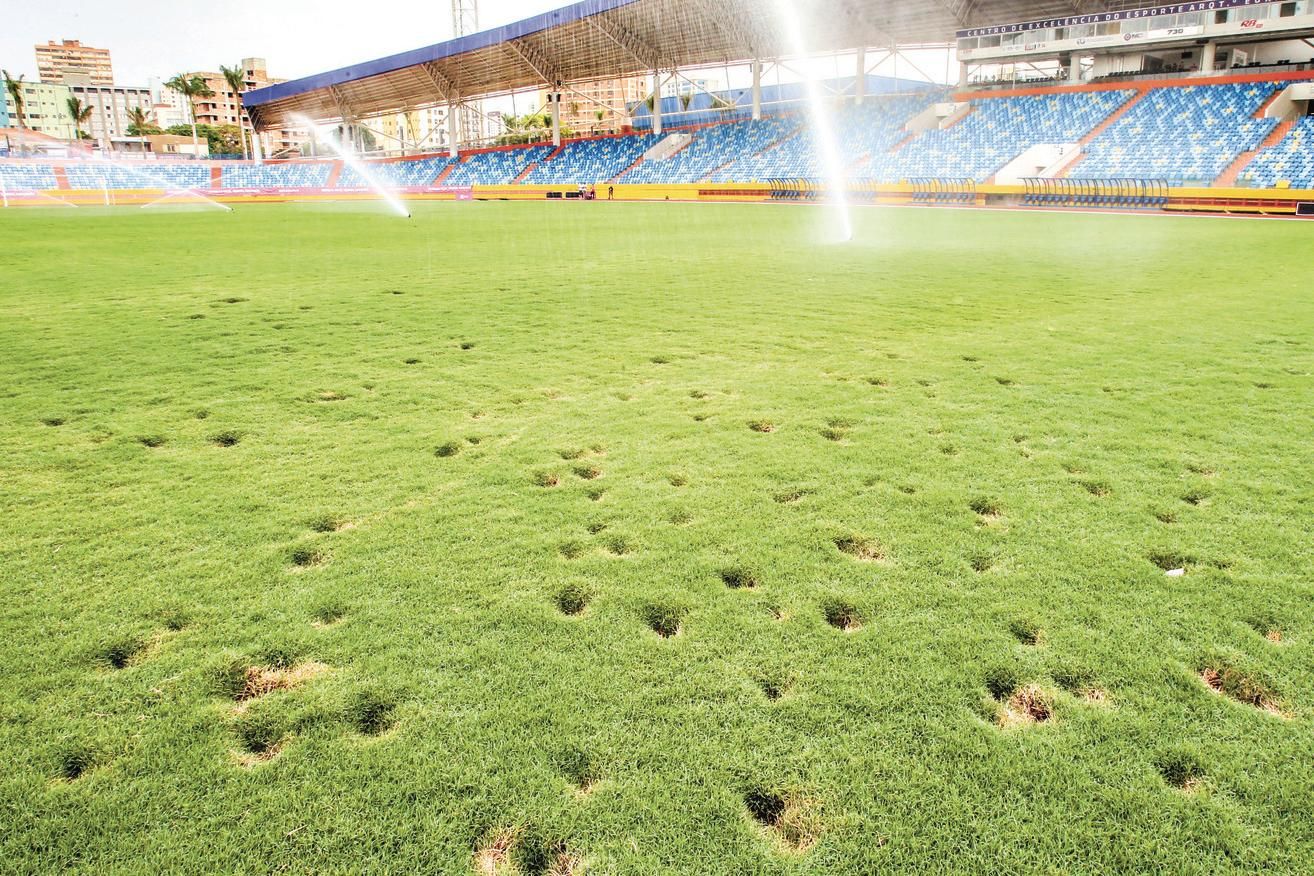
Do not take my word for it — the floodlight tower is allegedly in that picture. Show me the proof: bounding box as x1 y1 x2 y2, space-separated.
452 0 483 146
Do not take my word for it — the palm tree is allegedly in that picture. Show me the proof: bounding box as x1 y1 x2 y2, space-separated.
165 73 215 155
219 64 249 160
3 70 27 129
126 105 155 134
66 96 93 141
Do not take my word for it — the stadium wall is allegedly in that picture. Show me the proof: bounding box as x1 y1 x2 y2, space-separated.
5 181 1314 214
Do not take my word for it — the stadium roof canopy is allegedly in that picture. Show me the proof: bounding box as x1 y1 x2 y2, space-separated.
244 0 1149 129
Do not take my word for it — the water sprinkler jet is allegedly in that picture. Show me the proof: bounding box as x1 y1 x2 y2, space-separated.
772 0 854 243
294 115 411 219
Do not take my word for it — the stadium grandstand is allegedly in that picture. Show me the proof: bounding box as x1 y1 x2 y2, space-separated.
3 0 1314 213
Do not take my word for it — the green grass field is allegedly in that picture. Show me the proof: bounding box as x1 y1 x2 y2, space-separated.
2 201 1311 874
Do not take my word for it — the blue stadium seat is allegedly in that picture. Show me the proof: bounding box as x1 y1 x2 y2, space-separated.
871 90 1135 183
222 163 332 189
523 135 661 184
0 163 59 190
444 145 554 185
337 156 455 188
1237 116 1314 190
63 163 211 190
1079 83 1279 186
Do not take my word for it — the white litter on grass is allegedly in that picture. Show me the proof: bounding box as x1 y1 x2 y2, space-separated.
1165 568 1186 578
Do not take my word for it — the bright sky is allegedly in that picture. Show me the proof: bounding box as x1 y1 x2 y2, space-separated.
0 0 565 85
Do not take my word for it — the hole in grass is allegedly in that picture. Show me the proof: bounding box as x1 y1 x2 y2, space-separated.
194 409 209 420
465 435 481 445
1155 747 1205 791
403 357 421 365
1255 381 1274 389
602 535 633 556
42 417 66 427
473 829 517 875
315 390 347 402
558 448 586 460
220 297 247 304
1000 685 1053 726
346 687 396 736
668 509 693 525
98 636 145 670
56 744 96 781
773 489 808 504
215 657 329 704
834 535 884 562
720 567 759 590
1181 488 1210 507
690 389 710 399
1200 664 1283 715
187 313 206 320
1008 617 1044 646
210 430 241 447
745 790 785 828
558 541 585 560
865 377 889 387
748 420 776 433
555 746 601 795
1148 552 1195 572
311 600 348 626
586 522 608 535
235 711 285 759
1186 462 1216 477
668 473 688 487
573 465 602 481
650 355 671 364
940 443 958 456
823 600 862 632
521 835 579 876
555 583 590 616
533 471 561 488
308 514 342 534
994 376 1016 386
962 355 979 363
137 434 166 448
757 672 794 701
969 497 1003 519
819 427 847 442
693 413 710 422
386 289 404 295
744 789 822 853
585 487 606 502
435 441 462 458
1052 664 1107 704
1246 613 1284 643
290 546 328 568
970 554 994 573
897 485 917 495
459 342 475 351
1080 480 1111 497
160 607 191 632
1153 510 1177 524
984 664 1021 701
643 603 683 638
